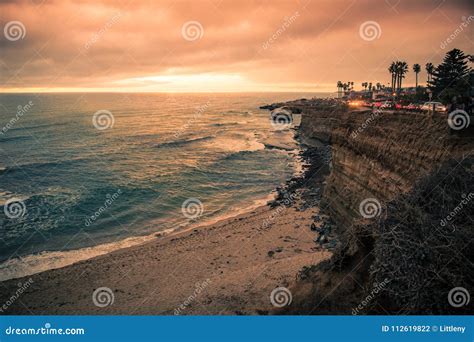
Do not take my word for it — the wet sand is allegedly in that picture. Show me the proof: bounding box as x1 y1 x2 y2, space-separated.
0 195 330 315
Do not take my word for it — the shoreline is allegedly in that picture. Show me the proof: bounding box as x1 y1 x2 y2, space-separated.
0 108 334 315
0 199 331 314
0 116 304 282
0 192 277 282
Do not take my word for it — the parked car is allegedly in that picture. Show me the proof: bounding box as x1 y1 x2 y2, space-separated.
380 101 395 109
372 101 382 108
403 103 422 111
421 101 447 112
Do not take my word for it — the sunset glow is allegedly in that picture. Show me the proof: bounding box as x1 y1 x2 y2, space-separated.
1 0 472 93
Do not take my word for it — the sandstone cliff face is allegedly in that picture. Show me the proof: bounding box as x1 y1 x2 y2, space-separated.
280 100 473 314
296 101 472 231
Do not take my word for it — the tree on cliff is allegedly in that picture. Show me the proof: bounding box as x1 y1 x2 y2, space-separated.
389 61 409 93
388 62 397 91
396 61 408 93
429 48 472 102
413 64 421 88
336 81 343 97
425 62 434 84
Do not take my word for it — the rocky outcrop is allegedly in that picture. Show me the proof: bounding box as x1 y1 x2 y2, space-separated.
265 99 473 314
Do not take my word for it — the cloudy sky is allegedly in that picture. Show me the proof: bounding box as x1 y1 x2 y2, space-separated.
0 0 472 92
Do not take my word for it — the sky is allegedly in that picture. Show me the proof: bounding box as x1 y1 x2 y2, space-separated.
0 0 472 93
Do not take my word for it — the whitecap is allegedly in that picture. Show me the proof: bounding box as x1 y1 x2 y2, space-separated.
201 132 265 153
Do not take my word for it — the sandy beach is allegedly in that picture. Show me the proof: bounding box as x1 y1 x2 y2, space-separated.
0 132 332 315
0 199 330 315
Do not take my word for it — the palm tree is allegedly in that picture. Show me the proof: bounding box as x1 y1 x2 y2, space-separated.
376 82 381 91
388 62 397 91
362 82 368 91
425 62 434 84
413 63 421 88
396 61 408 93
368 82 373 92
337 81 343 98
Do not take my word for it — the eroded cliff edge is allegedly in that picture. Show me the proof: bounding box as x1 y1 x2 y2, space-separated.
271 99 473 314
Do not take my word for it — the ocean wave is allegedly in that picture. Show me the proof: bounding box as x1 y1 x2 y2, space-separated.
126 133 162 140
22 122 69 130
0 135 32 143
153 136 215 148
201 133 265 153
0 193 275 281
0 234 158 281
0 191 32 206
2 122 69 133
0 158 88 175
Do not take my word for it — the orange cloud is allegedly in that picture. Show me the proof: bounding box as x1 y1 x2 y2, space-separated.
0 0 472 92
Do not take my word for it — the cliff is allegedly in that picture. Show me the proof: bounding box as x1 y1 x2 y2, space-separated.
273 99 474 314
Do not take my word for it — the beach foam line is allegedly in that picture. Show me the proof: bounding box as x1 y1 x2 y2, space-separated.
0 194 276 282
0 232 176 282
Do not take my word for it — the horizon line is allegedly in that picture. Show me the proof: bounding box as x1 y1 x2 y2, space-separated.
0 90 335 95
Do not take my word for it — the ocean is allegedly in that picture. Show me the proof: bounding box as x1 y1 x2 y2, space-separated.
0 92 326 280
